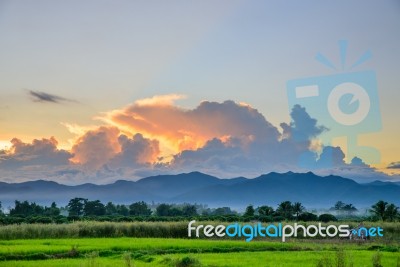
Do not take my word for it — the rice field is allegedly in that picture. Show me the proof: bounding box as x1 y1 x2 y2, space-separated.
0 222 398 266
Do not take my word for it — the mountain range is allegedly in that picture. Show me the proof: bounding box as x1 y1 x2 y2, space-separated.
0 172 399 209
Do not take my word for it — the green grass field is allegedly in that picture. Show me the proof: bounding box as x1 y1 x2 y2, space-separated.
0 221 398 266
0 237 399 267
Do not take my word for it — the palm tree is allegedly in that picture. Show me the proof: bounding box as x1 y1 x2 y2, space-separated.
334 201 345 211
385 204 399 222
292 202 305 220
343 203 358 216
370 200 388 221
257 205 274 216
277 201 293 220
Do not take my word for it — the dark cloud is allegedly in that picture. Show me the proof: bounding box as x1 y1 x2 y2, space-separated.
281 105 327 143
0 137 72 170
316 146 345 168
172 138 248 173
387 161 400 169
28 90 76 103
350 156 370 168
171 104 329 173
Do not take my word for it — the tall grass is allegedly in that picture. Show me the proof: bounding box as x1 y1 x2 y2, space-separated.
85 251 100 267
0 221 398 242
123 252 134 267
372 251 383 267
315 250 354 267
0 221 188 240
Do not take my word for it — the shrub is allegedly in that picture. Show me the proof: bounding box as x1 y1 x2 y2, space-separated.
372 251 382 267
122 252 134 267
272 216 285 222
298 212 318 222
318 214 337 223
175 256 201 267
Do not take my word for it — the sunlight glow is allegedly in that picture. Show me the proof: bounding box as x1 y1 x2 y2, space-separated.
0 140 11 151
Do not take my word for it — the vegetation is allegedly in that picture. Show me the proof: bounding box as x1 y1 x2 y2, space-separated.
0 237 398 266
0 221 398 241
0 199 399 225
0 198 398 266
370 200 400 222
331 201 358 216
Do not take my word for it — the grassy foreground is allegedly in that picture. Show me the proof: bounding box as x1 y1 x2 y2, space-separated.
0 237 399 267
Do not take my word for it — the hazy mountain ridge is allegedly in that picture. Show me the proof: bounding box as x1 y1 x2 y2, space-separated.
0 172 399 208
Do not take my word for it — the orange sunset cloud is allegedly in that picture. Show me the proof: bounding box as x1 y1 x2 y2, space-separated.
102 96 280 155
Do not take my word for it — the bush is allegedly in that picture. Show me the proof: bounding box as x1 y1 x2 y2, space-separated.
175 256 201 267
372 251 382 267
298 212 318 222
272 216 285 222
318 214 337 223
258 216 273 223
34 217 53 224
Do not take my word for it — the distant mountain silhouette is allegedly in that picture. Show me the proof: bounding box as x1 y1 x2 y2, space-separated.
0 172 399 208
366 180 400 187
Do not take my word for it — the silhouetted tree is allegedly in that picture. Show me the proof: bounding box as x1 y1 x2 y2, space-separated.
212 207 234 216
343 203 357 216
385 203 399 222
156 204 173 216
292 202 305 220
257 206 274 216
44 202 60 216
67 198 87 217
105 202 117 215
332 201 357 216
277 201 293 220
370 200 388 221
84 200 106 216
182 204 197 216
129 201 152 216
9 200 44 217
116 204 129 216
334 201 345 211
243 205 255 217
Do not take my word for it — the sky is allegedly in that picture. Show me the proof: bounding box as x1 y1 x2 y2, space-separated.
0 0 399 184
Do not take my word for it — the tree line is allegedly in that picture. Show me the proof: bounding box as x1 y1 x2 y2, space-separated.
0 198 398 224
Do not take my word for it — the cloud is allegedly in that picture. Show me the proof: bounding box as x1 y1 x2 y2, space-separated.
387 161 400 169
70 127 160 170
170 103 331 175
172 137 246 173
104 99 280 153
134 94 186 106
316 146 345 168
110 133 160 167
0 137 72 170
1 95 398 184
70 126 121 169
99 97 392 181
28 90 76 103
280 105 327 142
350 156 370 168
